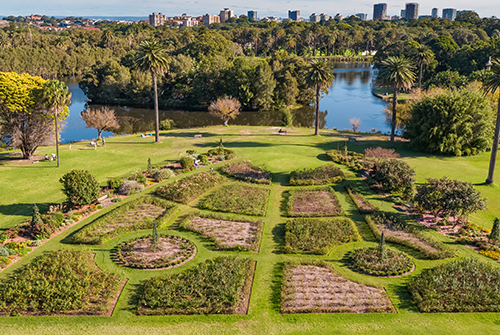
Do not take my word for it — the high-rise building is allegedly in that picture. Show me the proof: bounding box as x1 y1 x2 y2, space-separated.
219 8 234 22
149 12 166 27
248 10 257 20
401 9 406 17
310 13 330 22
288 10 300 21
202 14 220 26
431 8 438 18
405 3 419 19
373 3 387 20
356 13 368 20
442 8 457 21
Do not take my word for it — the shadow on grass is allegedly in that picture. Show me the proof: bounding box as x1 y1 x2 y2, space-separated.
279 190 290 217
389 283 419 313
272 223 286 255
272 172 289 186
269 261 284 313
126 281 144 315
0 202 59 220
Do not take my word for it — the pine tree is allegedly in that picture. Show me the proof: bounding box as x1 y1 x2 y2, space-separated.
31 203 43 226
151 221 159 252
378 232 387 260
490 217 500 244
147 158 152 175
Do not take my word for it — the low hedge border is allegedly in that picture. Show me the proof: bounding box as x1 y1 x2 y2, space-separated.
219 160 272 185
345 185 379 214
365 215 455 260
180 212 264 252
289 164 345 186
285 186 345 217
71 196 177 245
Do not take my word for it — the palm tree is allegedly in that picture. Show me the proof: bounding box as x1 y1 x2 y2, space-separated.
416 46 435 88
305 59 334 135
378 56 416 147
42 80 71 168
134 39 169 143
484 59 500 184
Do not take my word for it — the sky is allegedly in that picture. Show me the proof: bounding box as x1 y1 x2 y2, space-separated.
1 0 499 20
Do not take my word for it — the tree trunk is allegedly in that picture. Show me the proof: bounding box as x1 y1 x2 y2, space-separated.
390 87 398 148
98 128 103 140
55 108 59 167
152 71 160 143
419 62 423 89
315 86 320 136
486 98 500 184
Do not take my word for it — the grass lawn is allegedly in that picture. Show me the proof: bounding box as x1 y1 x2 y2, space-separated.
373 87 411 101
1 126 500 334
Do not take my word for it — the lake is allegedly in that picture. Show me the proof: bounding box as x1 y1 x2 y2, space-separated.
60 62 389 143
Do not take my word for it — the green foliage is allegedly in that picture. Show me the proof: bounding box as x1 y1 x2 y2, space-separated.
404 88 494 156
128 172 148 185
180 156 194 169
281 107 293 127
220 160 272 184
366 214 455 259
284 217 359 254
0 250 120 316
151 221 159 252
345 185 379 214
155 171 227 204
199 183 270 216
289 164 345 186
31 204 43 225
153 168 175 182
159 119 174 130
351 247 413 276
490 218 500 244
198 154 209 165
415 177 486 221
59 169 100 207
71 196 177 245
118 180 144 195
137 257 253 315
378 232 387 260
408 258 500 312
370 159 415 196
107 177 123 191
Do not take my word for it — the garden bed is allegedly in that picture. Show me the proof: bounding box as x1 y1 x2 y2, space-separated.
220 160 272 184
113 235 196 269
286 187 344 217
199 183 270 216
181 213 263 252
155 171 227 204
137 257 255 315
408 258 500 313
366 214 455 259
285 217 359 254
0 250 122 316
345 185 378 214
289 164 345 186
280 260 395 314
71 196 177 245
350 247 414 277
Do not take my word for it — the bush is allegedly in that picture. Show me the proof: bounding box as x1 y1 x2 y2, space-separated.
281 107 293 127
159 119 175 130
107 177 123 191
414 177 486 222
351 247 413 275
289 164 345 186
59 170 100 207
128 172 148 185
370 159 415 197
404 88 494 156
364 147 400 162
119 180 145 195
153 168 175 182
198 154 209 165
180 156 194 169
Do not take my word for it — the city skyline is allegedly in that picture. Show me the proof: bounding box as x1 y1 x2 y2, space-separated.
1 0 499 20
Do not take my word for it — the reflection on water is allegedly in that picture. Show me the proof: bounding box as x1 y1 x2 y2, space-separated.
60 62 388 143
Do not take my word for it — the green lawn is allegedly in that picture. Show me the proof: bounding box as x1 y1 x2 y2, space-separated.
373 87 411 101
1 126 500 334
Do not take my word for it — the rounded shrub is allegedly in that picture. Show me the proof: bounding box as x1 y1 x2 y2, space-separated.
153 168 175 182
60 169 100 206
180 156 194 169
119 180 145 195
198 154 209 165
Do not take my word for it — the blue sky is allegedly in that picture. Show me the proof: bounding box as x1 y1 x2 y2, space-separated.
2 0 498 20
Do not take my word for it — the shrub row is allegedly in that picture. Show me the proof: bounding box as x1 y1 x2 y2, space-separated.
289 164 345 186
345 185 379 214
220 160 272 185
350 248 413 276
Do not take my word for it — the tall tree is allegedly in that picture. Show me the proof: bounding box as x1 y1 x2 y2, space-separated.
484 59 500 184
378 56 416 147
41 80 71 167
134 39 169 143
305 59 334 135
80 106 120 139
416 46 435 88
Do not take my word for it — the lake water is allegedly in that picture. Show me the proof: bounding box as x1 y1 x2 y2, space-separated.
60 62 389 143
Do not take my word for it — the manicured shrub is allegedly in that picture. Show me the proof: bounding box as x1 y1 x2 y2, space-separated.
281 107 293 127
159 119 174 130
351 246 413 276
370 159 415 198
31 204 43 225
345 185 378 214
404 88 494 156
198 154 209 165
119 180 144 195
153 168 175 182
180 156 194 169
414 177 486 223
489 218 500 244
364 147 400 163
59 169 100 207
107 177 123 191
290 164 345 186
128 172 148 185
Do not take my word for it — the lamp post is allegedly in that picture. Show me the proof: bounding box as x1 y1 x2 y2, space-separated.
487 56 493 71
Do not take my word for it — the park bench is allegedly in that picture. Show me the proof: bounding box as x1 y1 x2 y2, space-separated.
278 129 288 135
194 134 202 139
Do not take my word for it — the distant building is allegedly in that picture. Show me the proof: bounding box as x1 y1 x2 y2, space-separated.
431 8 438 18
442 8 457 21
373 3 387 20
391 15 401 20
202 14 220 26
26 14 42 21
310 13 329 22
356 13 368 20
248 10 257 20
401 9 406 17
149 12 166 27
219 8 234 23
288 10 300 21
182 17 198 27
334 13 344 20
262 16 282 23
405 3 419 19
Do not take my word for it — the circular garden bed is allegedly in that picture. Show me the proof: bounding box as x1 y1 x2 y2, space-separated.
113 235 196 270
350 247 414 277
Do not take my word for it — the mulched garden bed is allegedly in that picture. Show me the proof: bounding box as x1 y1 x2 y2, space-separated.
113 235 196 270
220 160 272 184
281 260 395 314
286 186 344 217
